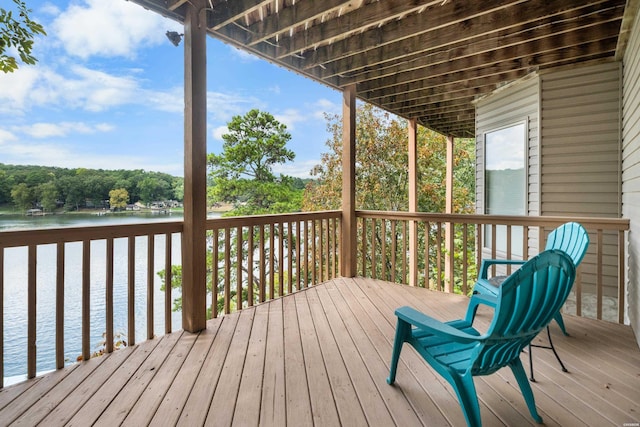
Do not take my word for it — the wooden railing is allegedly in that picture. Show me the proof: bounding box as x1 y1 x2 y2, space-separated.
356 211 629 324
0 210 629 387
205 210 341 318
0 221 183 387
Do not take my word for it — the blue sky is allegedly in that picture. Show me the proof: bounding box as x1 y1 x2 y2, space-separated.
0 0 343 178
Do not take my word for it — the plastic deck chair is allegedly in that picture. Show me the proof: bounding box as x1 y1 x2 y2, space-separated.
469 222 589 380
387 250 575 427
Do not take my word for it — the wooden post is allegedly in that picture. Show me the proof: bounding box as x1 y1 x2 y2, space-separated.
182 0 207 332
408 119 418 286
341 84 357 277
444 135 455 293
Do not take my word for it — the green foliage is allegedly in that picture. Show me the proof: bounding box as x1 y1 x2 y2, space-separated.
208 109 301 215
0 163 183 211
0 0 46 73
109 188 129 210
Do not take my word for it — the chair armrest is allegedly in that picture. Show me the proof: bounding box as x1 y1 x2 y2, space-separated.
479 258 526 279
395 306 483 344
470 293 498 308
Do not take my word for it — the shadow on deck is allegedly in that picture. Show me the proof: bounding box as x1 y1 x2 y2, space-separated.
1 277 638 426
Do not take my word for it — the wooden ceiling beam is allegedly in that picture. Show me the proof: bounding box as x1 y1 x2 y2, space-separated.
273 0 439 59
337 4 623 85
365 37 618 101
208 0 272 31
355 21 621 94
244 0 352 47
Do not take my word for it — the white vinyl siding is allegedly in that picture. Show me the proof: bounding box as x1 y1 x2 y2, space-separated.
540 63 622 302
622 9 640 343
476 76 540 256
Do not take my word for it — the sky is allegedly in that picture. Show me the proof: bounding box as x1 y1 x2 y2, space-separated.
0 0 344 178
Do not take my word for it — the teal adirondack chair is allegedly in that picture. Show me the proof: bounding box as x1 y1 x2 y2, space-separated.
468 222 589 380
387 249 576 427
471 221 589 335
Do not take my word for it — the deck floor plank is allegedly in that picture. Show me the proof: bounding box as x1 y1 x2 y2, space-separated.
149 319 221 426
65 336 162 426
205 307 256 426
36 341 138 426
123 330 199 425
293 291 341 426
91 329 183 426
232 302 269 426
177 314 239 426
1 277 638 427
259 298 286 427
305 287 369 426
282 292 313 426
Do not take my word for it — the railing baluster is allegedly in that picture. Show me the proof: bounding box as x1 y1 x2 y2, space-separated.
618 229 625 324
360 218 366 277
212 229 219 318
57 242 66 366
279 222 284 296
402 220 408 287
506 224 512 276
248 226 254 307
462 224 468 295
436 222 443 291
259 225 266 301
287 221 293 293
237 226 243 310
391 220 397 283
270 223 275 297
128 236 135 346
147 234 154 340
596 229 603 320
304 219 309 287
311 220 317 286
424 221 430 288
165 232 172 332
296 220 301 290
106 238 113 353
225 228 231 314
82 240 90 361
381 219 387 281
371 218 377 280
28 245 36 378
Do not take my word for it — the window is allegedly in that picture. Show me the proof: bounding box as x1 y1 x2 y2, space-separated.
484 122 527 255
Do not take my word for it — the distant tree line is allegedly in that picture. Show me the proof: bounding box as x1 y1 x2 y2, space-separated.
0 163 184 212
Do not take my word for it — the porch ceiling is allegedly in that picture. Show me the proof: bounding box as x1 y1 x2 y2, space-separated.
129 0 631 138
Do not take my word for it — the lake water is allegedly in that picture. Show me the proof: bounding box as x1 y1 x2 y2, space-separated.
1 212 218 385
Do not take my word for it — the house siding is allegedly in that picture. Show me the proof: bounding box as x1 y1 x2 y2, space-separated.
475 77 540 255
623 8 640 344
539 63 622 302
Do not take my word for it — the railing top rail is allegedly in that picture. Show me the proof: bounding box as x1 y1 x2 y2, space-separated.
206 210 341 228
0 221 183 248
356 210 630 231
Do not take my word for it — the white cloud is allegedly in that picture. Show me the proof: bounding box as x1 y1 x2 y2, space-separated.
207 91 266 122
51 0 178 60
275 109 306 130
310 98 341 119
229 46 259 62
212 125 228 141
273 159 319 179
1 140 182 176
0 129 18 145
13 122 114 138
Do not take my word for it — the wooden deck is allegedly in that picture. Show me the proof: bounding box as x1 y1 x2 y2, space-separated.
1 277 639 426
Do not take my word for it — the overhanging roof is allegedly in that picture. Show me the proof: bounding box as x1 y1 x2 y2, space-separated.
128 0 633 137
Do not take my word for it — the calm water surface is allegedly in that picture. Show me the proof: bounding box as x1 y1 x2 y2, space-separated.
1 212 218 385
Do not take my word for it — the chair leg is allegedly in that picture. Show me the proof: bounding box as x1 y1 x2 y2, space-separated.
451 372 482 427
387 319 411 385
528 343 535 382
553 311 569 336
509 359 543 424
546 325 568 373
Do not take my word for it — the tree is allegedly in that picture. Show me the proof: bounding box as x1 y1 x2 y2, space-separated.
109 188 129 211
11 182 32 211
208 109 296 214
1 0 46 73
37 181 58 212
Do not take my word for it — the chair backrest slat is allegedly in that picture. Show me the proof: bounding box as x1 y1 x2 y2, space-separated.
471 250 575 375
545 222 589 267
